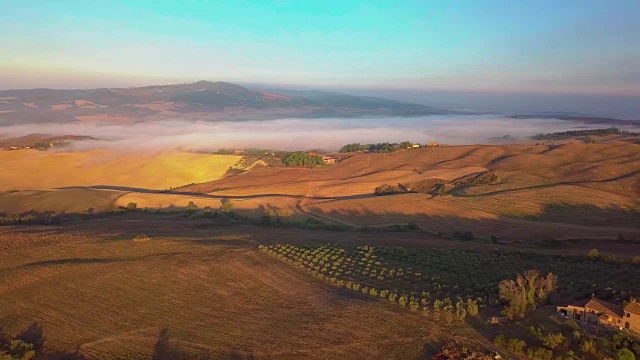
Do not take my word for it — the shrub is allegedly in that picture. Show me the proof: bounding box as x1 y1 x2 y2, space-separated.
580 338 597 355
494 334 507 348
452 231 474 241
604 332 640 356
126 202 138 210
455 305 466 320
543 332 566 350
498 270 557 319
526 347 553 360
374 184 407 196
466 299 479 316
186 201 198 213
588 248 600 259
616 348 636 360
133 234 151 242
506 337 527 354
0 339 36 360
405 223 420 231
409 299 420 311
220 199 234 214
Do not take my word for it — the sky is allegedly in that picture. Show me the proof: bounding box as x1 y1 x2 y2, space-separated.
1 0 639 97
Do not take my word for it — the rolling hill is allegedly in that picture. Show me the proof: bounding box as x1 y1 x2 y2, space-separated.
0 81 453 125
175 142 640 241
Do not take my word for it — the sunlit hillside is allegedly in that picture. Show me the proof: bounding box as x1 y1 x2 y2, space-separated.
0 150 240 191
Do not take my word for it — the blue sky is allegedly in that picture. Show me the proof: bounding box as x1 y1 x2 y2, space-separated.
1 0 639 95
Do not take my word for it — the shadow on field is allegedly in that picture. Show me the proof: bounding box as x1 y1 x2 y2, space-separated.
0 322 86 359
152 327 257 360
222 351 256 360
17 252 190 269
187 238 251 246
310 203 640 242
70 185 375 201
19 257 124 268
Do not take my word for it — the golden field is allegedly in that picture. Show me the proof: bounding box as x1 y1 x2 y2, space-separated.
179 142 640 241
1 142 638 241
0 150 240 191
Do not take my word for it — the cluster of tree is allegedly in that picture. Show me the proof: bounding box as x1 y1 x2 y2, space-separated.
452 170 500 187
531 128 637 140
374 183 409 196
340 143 371 152
281 152 325 167
603 331 640 358
588 247 640 265
494 330 636 360
452 231 475 241
438 339 494 360
498 270 558 319
493 334 567 360
31 142 68 150
216 148 237 155
1 323 85 360
259 242 640 358
339 141 415 153
258 204 283 226
0 215 38 225
259 243 482 323
258 242 640 311
0 339 36 360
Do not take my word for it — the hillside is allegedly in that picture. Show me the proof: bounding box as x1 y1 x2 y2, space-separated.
0 222 446 359
0 81 452 125
1 142 638 242
177 142 640 241
0 150 240 191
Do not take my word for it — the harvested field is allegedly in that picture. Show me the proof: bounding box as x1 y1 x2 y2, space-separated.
0 220 461 359
0 188 124 215
1 217 638 358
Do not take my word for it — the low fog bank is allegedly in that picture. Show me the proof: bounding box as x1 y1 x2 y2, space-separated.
338 89 640 120
0 115 633 152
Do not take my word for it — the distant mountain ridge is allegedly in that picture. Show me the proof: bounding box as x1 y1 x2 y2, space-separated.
0 81 454 125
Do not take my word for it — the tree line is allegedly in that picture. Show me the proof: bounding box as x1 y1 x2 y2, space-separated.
340 141 416 153
531 128 637 140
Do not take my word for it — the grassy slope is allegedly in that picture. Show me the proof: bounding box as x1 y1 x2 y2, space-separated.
0 150 240 191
